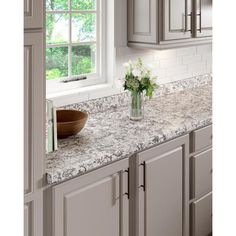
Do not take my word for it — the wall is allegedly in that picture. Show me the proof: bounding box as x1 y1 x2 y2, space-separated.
115 45 212 85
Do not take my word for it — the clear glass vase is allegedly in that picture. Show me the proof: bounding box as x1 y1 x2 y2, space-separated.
130 92 144 121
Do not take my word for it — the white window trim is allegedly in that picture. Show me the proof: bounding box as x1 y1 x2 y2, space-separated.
46 0 108 95
46 0 123 107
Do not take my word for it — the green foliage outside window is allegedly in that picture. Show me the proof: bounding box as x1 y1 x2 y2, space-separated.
46 0 97 80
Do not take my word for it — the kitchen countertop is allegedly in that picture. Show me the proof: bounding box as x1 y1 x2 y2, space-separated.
46 79 212 184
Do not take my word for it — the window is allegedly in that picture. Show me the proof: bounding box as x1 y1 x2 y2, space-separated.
46 0 104 86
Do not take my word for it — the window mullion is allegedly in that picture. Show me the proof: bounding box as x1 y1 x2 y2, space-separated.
68 0 72 79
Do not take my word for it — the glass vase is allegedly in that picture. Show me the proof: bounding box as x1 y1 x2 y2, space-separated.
130 92 144 121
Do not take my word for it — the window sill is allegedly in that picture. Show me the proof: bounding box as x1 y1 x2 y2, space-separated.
46 81 123 107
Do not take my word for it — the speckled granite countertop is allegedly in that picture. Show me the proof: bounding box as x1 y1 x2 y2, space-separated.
46 76 212 184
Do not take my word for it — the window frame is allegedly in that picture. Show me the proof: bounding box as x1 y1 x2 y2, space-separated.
46 0 107 95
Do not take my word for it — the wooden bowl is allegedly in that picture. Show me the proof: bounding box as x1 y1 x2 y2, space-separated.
56 110 88 139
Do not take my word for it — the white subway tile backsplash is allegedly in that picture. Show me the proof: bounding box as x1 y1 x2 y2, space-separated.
154 49 177 60
188 62 207 73
197 44 212 54
183 55 202 64
116 47 153 57
115 44 212 84
159 57 182 68
166 65 188 76
176 46 197 56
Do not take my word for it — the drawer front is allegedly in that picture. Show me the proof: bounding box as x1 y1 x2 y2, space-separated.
191 193 212 236
191 125 212 153
192 149 212 199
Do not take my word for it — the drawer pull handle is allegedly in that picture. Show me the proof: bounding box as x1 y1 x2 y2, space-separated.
124 168 130 199
139 162 146 192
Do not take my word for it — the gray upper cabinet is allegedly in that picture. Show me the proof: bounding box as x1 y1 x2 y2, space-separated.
52 159 129 236
194 0 212 38
129 135 189 236
24 0 43 29
128 0 158 44
128 0 212 49
162 0 192 41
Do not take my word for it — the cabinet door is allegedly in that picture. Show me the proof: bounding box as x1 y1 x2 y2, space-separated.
162 0 192 40
128 0 158 44
53 159 129 236
24 32 45 194
130 135 189 236
24 0 43 29
24 192 43 236
195 0 212 37
191 193 212 236
24 32 44 236
24 202 32 236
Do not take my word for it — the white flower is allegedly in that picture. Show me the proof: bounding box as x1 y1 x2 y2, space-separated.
146 63 154 70
132 68 141 77
123 62 130 68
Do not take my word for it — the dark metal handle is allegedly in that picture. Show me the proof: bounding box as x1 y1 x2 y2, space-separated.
61 76 87 83
124 168 130 199
139 162 146 192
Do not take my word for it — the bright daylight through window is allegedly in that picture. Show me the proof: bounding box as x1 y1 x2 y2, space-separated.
46 0 99 82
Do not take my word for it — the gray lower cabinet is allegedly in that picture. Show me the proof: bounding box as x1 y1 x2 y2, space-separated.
190 125 212 236
24 202 32 236
191 193 212 236
191 149 212 199
51 159 129 236
129 135 189 236
24 193 44 236
128 0 212 49
45 126 212 236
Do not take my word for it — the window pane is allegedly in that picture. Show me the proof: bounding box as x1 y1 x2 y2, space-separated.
46 0 68 10
72 45 96 76
72 0 96 10
46 47 68 80
72 14 96 43
46 14 69 45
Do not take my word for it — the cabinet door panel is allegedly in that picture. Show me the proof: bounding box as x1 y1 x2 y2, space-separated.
145 147 183 236
24 193 43 236
24 31 44 236
132 135 189 236
163 0 192 40
24 202 32 236
53 160 129 236
24 0 43 29
24 32 45 194
192 149 212 199
128 0 158 44
195 0 212 37
190 125 212 153
191 193 212 236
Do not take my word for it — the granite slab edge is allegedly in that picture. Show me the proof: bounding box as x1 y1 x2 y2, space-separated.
47 119 212 185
